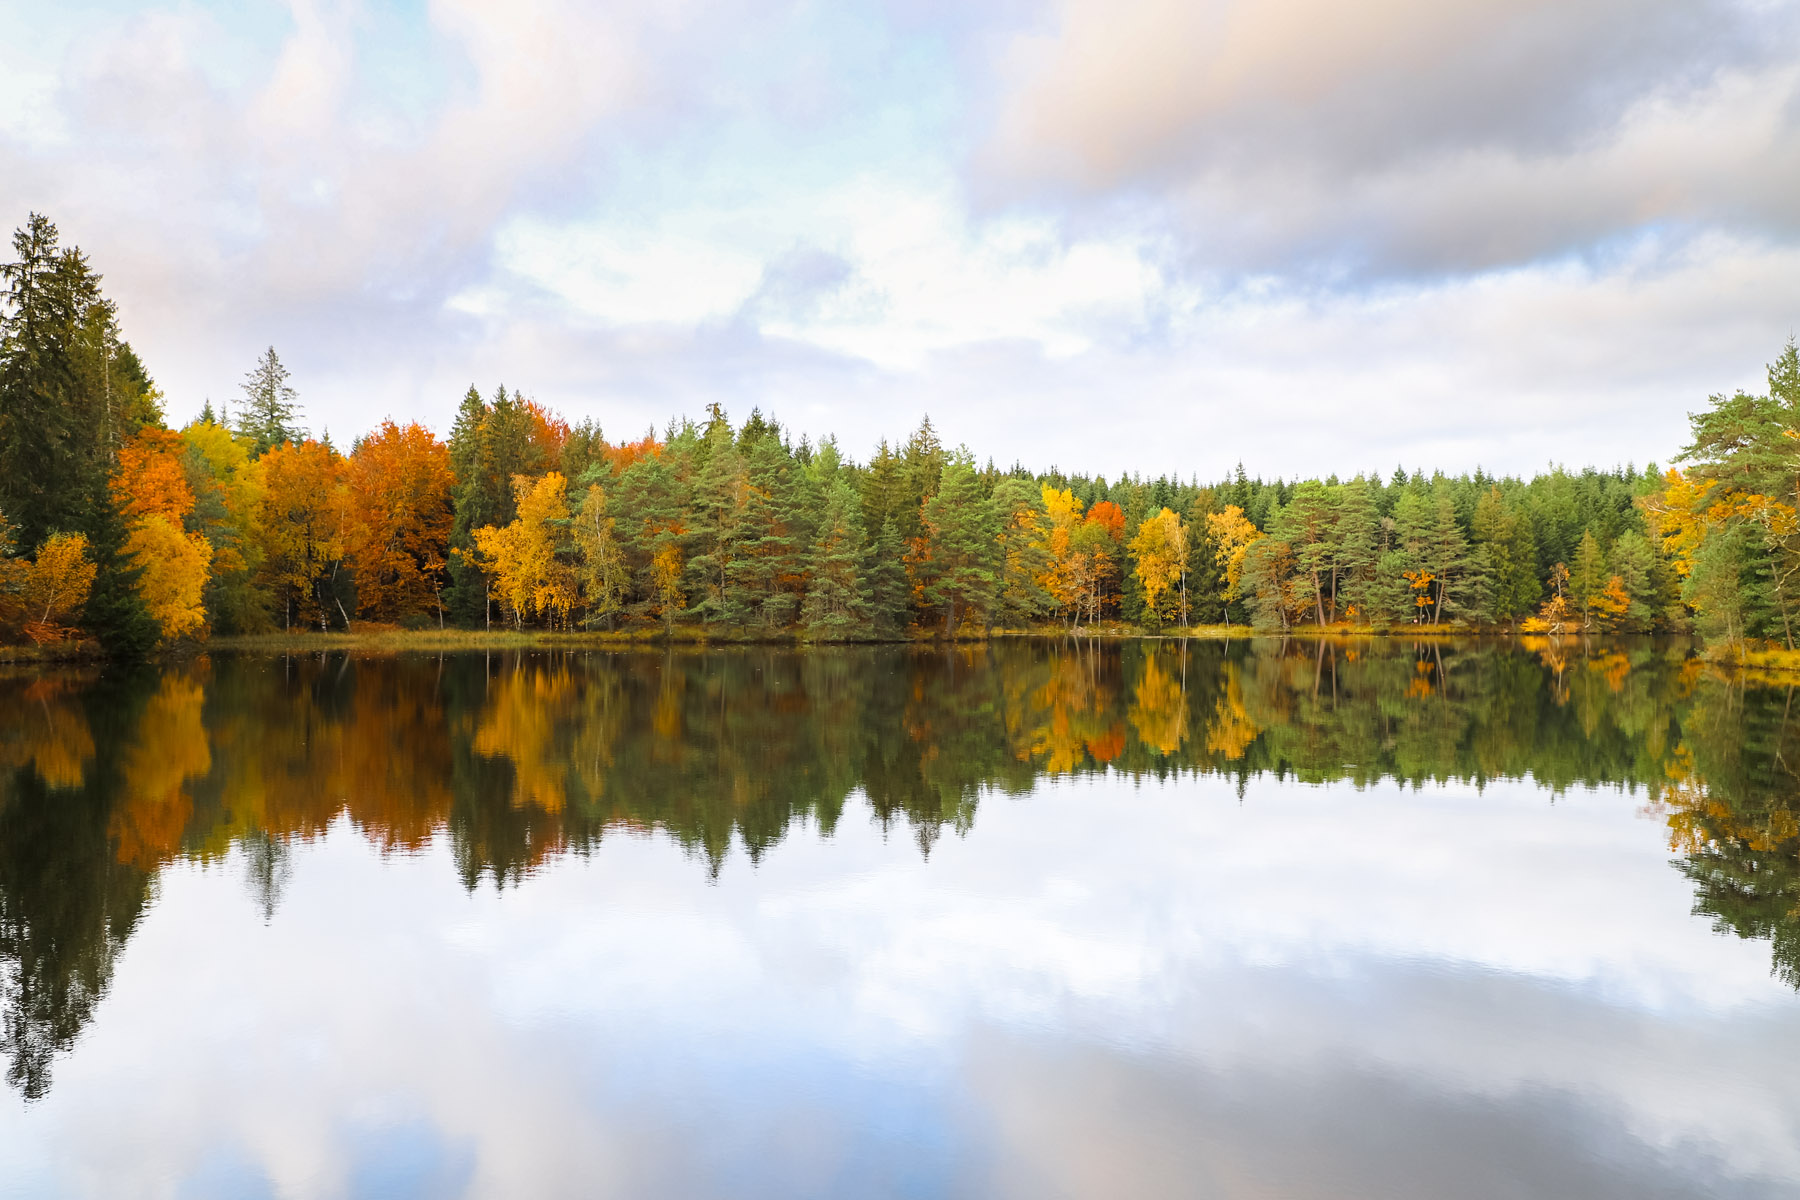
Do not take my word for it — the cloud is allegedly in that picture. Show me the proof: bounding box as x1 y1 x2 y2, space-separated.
980 0 1800 275
2 0 1796 476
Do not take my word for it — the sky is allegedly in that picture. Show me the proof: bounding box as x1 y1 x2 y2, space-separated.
3 0 1799 479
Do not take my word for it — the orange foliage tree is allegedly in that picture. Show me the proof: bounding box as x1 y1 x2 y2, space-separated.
111 428 215 641
345 421 455 622
254 439 349 629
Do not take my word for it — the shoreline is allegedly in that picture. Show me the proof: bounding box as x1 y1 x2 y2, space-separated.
0 623 1729 663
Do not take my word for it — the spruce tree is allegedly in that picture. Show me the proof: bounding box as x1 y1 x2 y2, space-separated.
800 480 871 639
920 454 999 635
684 426 747 624
236 346 302 456
1332 477 1381 624
864 516 910 635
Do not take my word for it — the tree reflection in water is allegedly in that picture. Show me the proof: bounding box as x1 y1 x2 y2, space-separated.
0 636 1792 1098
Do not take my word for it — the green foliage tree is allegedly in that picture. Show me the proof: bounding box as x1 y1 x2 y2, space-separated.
920 454 998 634
801 480 871 638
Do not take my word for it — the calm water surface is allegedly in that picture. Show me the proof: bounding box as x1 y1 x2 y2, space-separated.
3 639 1800 1198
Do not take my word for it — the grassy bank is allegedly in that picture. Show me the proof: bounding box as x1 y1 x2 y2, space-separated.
199 621 1559 653
0 640 107 664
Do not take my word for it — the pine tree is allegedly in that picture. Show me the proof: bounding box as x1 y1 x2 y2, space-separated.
684 426 747 624
801 480 870 638
1424 483 1482 624
0 213 158 647
992 477 1052 627
1332 478 1381 624
1571 529 1608 630
865 517 909 635
236 347 302 456
920 454 999 635
1472 486 1540 622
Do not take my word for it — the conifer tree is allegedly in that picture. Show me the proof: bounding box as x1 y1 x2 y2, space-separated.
801 480 870 638
236 347 302 456
1332 478 1381 624
920 454 998 635
864 516 910 635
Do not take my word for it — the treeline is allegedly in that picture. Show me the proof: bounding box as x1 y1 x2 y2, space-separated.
0 211 1787 648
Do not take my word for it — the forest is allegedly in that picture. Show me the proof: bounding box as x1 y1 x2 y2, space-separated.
3 211 1797 654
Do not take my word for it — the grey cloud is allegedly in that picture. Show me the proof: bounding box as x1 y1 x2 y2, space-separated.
979 0 1800 276
739 244 859 325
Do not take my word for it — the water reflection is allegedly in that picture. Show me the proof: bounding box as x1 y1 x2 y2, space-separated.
0 637 1795 1106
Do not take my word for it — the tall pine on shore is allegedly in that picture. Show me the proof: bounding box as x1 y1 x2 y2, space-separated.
0 213 158 654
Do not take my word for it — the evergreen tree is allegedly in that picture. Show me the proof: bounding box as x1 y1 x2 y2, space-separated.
1332 478 1381 624
800 480 870 638
236 347 302 456
1609 530 1656 632
864 516 909 635
920 454 999 635
0 214 157 646
1424 483 1484 624
683 425 747 624
1471 486 1540 622
991 477 1053 627
1571 529 1608 629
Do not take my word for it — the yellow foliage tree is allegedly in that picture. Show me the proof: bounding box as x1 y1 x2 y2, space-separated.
1037 485 1088 623
123 514 215 641
1205 505 1262 624
473 472 577 628
1128 507 1187 625
18 533 97 644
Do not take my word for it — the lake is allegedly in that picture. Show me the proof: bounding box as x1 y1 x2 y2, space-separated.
2 638 1799 1198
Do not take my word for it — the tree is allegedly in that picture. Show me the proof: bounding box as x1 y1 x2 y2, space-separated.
18 533 97 643
1422 483 1482 625
682 427 747 624
473 473 577 629
1274 481 1338 624
254 440 348 630
182 417 269 633
1128 508 1187 626
1238 536 1296 632
1040 485 1089 627
800 480 870 638
445 384 560 624
864 516 909 635
343 421 454 622
1205 505 1262 627
613 454 685 632
107 428 213 642
120 515 212 641
920 454 998 635
992 479 1052 628
571 484 628 629
1471 486 1540 623
236 347 302 457
1607 530 1657 632
1571 529 1608 630
1332 480 1381 624
723 437 811 628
